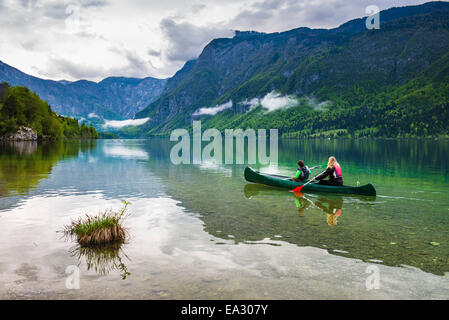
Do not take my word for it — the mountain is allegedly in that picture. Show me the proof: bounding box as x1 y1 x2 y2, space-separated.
135 1 449 138
0 61 167 121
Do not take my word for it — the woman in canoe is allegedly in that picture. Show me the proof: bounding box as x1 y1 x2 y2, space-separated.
315 156 343 186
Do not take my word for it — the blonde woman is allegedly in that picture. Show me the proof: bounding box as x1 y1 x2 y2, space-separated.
314 156 343 186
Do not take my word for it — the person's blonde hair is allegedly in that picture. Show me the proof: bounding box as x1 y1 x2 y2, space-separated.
328 156 339 168
327 214 338 226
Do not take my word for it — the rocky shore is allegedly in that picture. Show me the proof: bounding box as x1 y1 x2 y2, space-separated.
0 127 38 141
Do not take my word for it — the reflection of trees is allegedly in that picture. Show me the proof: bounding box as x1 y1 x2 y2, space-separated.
69 242 130 280
278 139 449 180
0 140 97 196
141 137 449 178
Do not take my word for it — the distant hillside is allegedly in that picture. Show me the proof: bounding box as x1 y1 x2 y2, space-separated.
135 1 449 138
0 83 98 140
0 61 167 121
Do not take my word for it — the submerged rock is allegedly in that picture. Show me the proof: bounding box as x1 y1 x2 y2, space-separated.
0 127 38 141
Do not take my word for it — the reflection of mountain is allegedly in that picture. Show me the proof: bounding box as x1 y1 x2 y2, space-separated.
140 138 449 276
0 141 93 197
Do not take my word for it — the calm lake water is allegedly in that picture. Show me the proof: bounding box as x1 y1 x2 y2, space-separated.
1 138 449 299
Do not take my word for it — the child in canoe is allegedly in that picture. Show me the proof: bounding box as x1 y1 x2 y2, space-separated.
292 160 310 182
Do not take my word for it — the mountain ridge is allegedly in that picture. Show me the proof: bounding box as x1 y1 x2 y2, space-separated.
134 1 449 138
0 60 168 121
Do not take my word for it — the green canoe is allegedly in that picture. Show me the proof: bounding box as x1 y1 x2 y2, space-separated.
244 166 376 196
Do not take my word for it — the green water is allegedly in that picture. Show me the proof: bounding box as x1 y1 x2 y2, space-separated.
1 138 449 299
142 138 449 276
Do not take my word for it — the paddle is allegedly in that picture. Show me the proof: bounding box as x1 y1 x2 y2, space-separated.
309 162 327 170
291 177 317 193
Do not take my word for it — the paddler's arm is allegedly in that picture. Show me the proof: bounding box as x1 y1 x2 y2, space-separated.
315 167 332 180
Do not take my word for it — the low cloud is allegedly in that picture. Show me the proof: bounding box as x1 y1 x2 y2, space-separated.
88 112 100 118
241 93 333 112
261 92 297 111
103 117 150 128
240 92 297 112
239 97 260 111
193 100 233 116
304 96 332 111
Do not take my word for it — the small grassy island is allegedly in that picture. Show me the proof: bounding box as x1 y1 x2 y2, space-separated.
0 82 98 140
62 201 130 246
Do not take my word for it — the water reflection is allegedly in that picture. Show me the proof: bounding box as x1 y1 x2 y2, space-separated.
278 139 449 181
245 184 345 225
103 143 149 160
0 140 96 197
315 195 343 226
137 138 449 275
69 242 131 280
292 191 344 225
2 138 449 279
294 195 311 217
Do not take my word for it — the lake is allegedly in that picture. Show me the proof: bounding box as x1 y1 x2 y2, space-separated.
1 138 449 299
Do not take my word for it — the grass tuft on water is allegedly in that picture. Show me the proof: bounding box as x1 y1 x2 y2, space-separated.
62 201 130 247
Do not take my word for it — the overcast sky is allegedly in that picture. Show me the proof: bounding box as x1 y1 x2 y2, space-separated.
0 0 431 81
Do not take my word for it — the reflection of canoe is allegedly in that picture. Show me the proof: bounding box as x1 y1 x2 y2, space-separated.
243 183 282 198
244 167 376 196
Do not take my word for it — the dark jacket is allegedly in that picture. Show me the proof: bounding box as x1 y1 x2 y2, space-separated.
315 166 343 183
295 166 310 180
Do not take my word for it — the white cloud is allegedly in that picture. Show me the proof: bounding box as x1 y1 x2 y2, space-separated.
240 91 297 112
261 91 297 111
239 97 260 111
103 117 150 128
88 112 100 118
193 100 233 116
